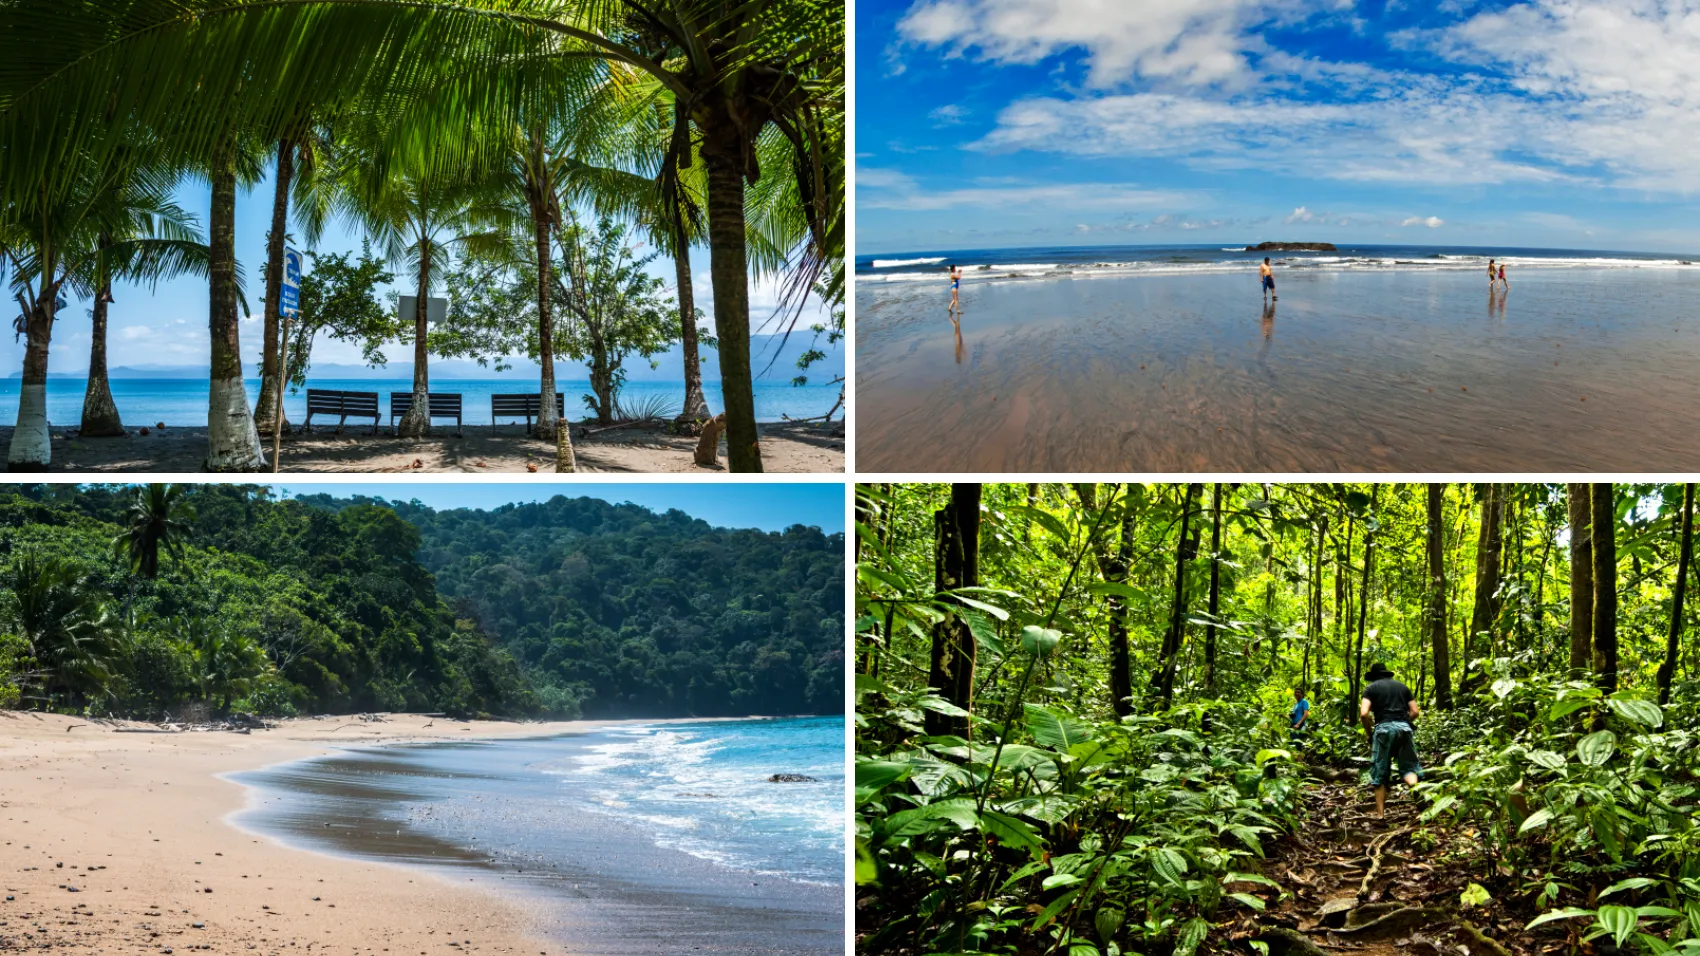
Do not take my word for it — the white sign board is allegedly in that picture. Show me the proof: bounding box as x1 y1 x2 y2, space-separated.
397 295 448 325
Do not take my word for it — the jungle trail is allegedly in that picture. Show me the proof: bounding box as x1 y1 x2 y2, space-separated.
854 483 1700 956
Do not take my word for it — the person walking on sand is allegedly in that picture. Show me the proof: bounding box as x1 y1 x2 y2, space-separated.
1488 258 1497 286
948 264 962 313
1497 262 1509 291
1360 661 1422 819
1260 257 1276 301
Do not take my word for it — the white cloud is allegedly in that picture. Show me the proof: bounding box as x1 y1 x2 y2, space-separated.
929 104 970 126
1401 216 1445 228
856 167 1189 211
1285 206 1314 224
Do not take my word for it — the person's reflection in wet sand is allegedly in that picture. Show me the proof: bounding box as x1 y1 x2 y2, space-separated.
1489 286 1507 321
1258 300 1276 369
951 313 965 364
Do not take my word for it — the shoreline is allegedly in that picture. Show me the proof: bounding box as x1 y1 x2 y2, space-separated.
0 420 845 473
0 712 754 956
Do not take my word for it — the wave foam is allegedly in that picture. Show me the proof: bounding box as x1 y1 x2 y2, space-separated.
871 256 946 268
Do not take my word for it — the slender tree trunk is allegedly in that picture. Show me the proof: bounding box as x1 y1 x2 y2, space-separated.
925 483 980 738
1352 486 1378 706
1109 501 1135 718
254 138 295 435
1591 483 1618 699
1205 483 1222 692
856 485 878 676
8 286 56 469
1458 483 1502 697
673 237 711 422
1153 483 1200 708
205 160 267 471
1568 483 1593 676
396 236 432 437
699 112 761 472
527 154 560 441
1658 484 1693 705
1428 484 1453 708
80 236 124 437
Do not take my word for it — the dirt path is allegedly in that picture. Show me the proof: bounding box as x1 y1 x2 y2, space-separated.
1231 779 1533 956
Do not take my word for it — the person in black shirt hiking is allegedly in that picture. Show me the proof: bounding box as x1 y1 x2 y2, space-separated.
1359 661 1422 818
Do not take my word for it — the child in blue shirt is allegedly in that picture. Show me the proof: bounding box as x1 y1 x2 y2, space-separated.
1290 687 1310 740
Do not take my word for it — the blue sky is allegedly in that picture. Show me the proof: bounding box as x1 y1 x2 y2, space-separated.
858 0 1700 255
8 173 835 377
266 482 845 533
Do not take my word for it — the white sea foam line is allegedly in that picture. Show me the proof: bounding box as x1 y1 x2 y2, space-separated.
859 256 1700 285
870 256 945 268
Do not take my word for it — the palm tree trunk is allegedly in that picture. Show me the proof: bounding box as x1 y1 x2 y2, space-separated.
79 274 124 437
1567 483 1594 677
700 115 761 472
396 237 431 437
1428 484 1452 708
527 159 560 441
254 138 294 435
1658 483 1694 704
205 160 267 471
673 238 710 421
8 285 56 469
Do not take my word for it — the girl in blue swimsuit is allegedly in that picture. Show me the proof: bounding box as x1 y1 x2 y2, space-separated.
949 265 962 312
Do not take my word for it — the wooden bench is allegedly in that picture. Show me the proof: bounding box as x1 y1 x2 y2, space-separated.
302 388 380 434
491 392 565 433
389 392 463 436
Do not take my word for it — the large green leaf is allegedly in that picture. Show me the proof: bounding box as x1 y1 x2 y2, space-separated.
1021 625 1062 657
854 760 910 792
1518 808 1554 833
854 838 877 885
1600 877 1660 899
1578 730 1618 767
1597 904 1639 947
1026 703 1094 750
1172 916 1211 956
1094 906 1125 943
1606 697 1664 729
1525 907 1596 931
1152 847 1188 885
980 809 1045 852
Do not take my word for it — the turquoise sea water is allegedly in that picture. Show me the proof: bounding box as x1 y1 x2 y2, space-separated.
0 377 840 426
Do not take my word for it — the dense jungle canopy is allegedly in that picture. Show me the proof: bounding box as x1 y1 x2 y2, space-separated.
0 483 843 720
855 482 1699 956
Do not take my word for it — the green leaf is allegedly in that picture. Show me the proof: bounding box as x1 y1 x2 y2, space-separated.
1030 887 1079 929
1068 942 1101 956
1228 892 1267 912
1606 697 1664 729
1026 703 1094 750
1600 877 1659 899
1086 581 1142 602
1461 883 1492 907
1527 750 1566 771
1525 907 1596 931
1549 697 1594 721
1226 872 1283 890
1636 906 1683 919
947 593 1010 621
918 696 971 717
1597 904 1638 947
1255 748 1293 765
855 838 877 884
1021 625 1062 657
1042 873 1084 891
1518 808 1555 833
1491 678 1517 699
1095 906 1125 944
981 809 1045 852
1578 730 1618 767
962 611 1004 658
1152 847 1188 885
1594 805 1624 862
854 760 911 793
1172 916 1210 956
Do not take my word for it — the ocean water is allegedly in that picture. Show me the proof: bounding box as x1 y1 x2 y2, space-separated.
857 241 1700 283
0 377 841 427
228 717 844 955
857 258 1700 471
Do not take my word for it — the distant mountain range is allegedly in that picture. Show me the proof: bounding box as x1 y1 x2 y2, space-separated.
13 334 842 381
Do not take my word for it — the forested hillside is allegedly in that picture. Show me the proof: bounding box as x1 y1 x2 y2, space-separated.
0 485 842 722
855 483 1698 956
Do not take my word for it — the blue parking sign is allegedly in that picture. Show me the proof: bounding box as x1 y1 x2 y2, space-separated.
280 248 303 317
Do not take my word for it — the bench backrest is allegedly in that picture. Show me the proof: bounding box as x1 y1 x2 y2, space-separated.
306 388 380 416
390 392 463 416
491 392 565 415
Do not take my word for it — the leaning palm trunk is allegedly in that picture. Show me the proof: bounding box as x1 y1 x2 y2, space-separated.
673 239 710 422
527 182 559 440
205 161 267 471
395 239 432 437
8 293 57 469
254 139 295 435
79 263 125 437
700 115 761 472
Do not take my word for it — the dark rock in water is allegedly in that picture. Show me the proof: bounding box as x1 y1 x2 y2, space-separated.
767 773 819 783
1245 241 1337 251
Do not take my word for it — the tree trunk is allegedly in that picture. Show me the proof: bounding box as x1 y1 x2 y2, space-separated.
1567 483 1593 676
1153 483 1200 708
396 236 432 437
254 138 295 435
699 111 761 472
1659 484 1693 705
1109 501 1135 717
1205 482 1222 692
1458 483 1502 697
7 288 56 469
1428 484 1452 708
925 483 981 738
1591 483 1618 698
1352 486 1378 706
673 238 711 422
527 161 560 441
80 237 125 437
205 160 267 471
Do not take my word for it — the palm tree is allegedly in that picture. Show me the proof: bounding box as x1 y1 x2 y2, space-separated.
182 615 271 714
3 551 114 710
204 142 272 470
254 124 338 436
0 0 843 473
116 483 194 580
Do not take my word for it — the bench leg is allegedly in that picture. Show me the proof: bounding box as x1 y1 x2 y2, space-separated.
302 412 312 435
337 413 347 435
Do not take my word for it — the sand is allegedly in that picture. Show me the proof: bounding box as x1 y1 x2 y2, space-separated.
0 712 678 956
3 421 844 473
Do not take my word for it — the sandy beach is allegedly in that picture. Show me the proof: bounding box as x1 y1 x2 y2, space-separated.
0 421 844 473
0 712 678 956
